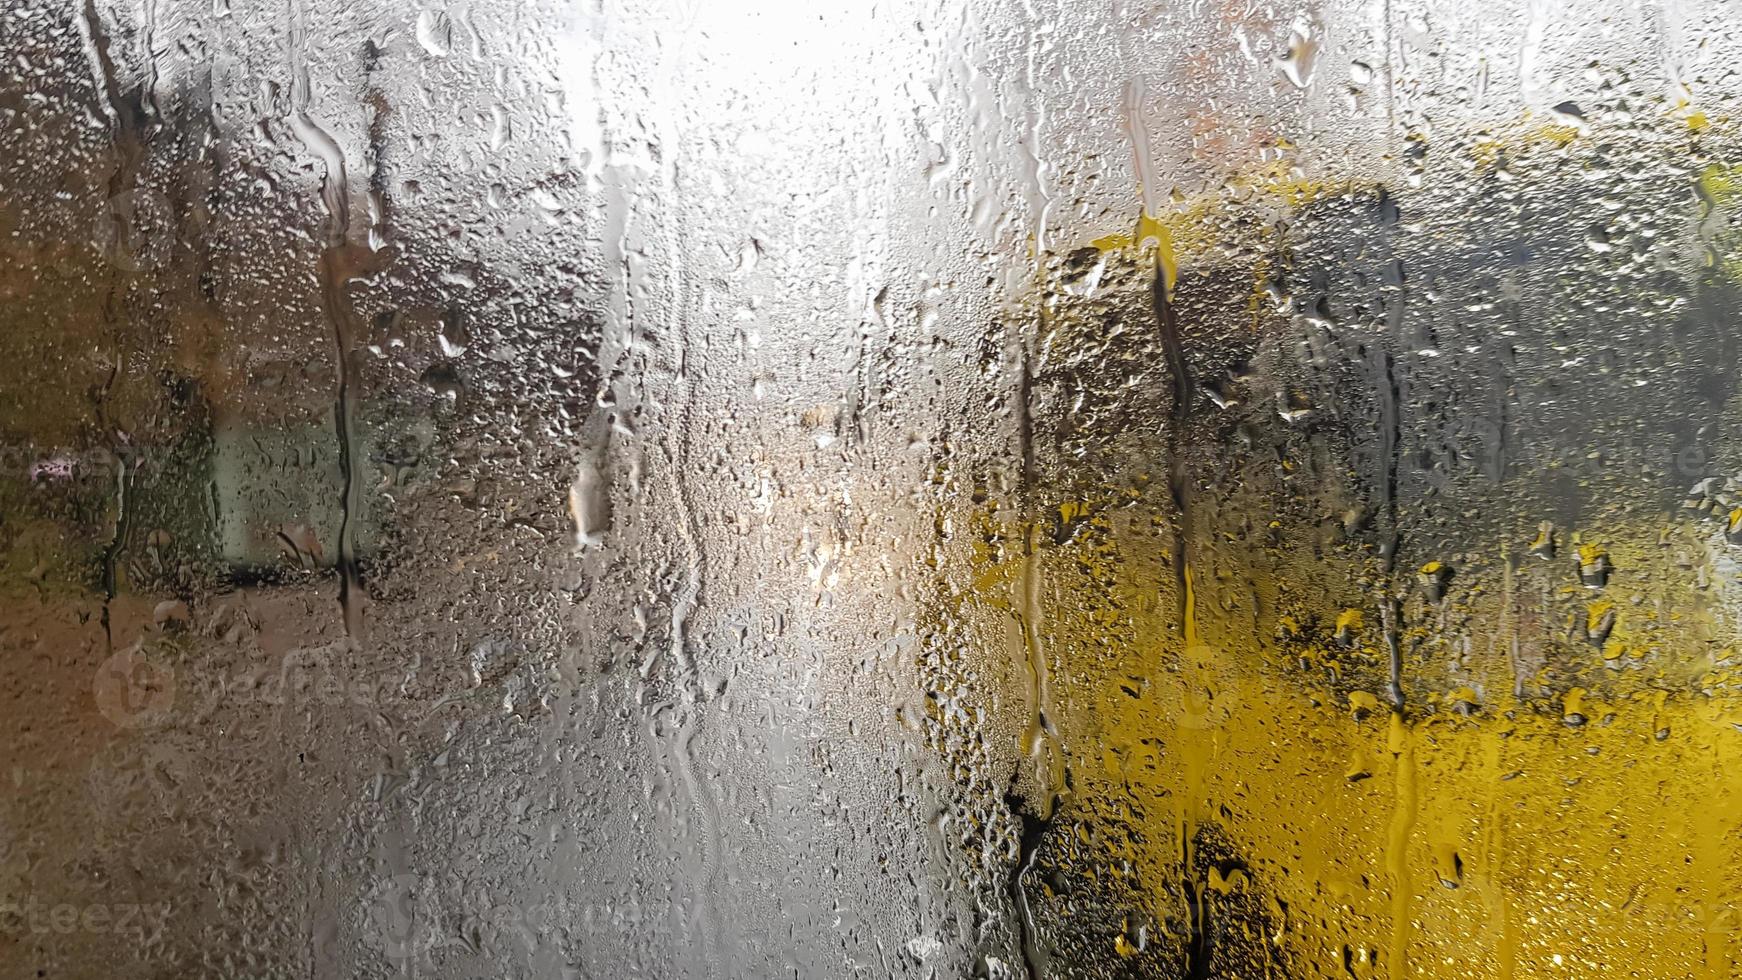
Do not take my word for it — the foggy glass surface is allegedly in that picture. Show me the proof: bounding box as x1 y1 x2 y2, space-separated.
3 1 1742 978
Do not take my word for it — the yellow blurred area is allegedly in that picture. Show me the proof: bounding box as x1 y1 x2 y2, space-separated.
948 482 1742 977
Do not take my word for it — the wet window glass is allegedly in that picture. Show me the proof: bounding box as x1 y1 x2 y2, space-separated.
3 1 1741 977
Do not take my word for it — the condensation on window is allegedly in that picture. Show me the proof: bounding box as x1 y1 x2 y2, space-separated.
3 1 1741 978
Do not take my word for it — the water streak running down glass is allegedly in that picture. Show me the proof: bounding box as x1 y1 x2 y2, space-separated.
2 0 1741 977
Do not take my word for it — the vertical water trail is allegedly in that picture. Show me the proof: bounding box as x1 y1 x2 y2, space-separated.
1121 78 1160 223
1378 462 1411 978
100 444 132 653
1008 344 1057 980
1385 706 1417 979
1014 0 1057 789
1152 221 1211 979
76 0 121 129
1178 566 1212 980
287 0 364 637
1375 350 1401 575
1370 182 1419 980
662 227 724 980
1375 184 1414 976
1007 792 1055 980
1007 11 1061 973
1013 347 1054 792
645 17 723 973
139 0 162 120
1480 712 1516 980
285 9 408 977
1016 0 1052 253
77 0 149 654
1127 70 1212 976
